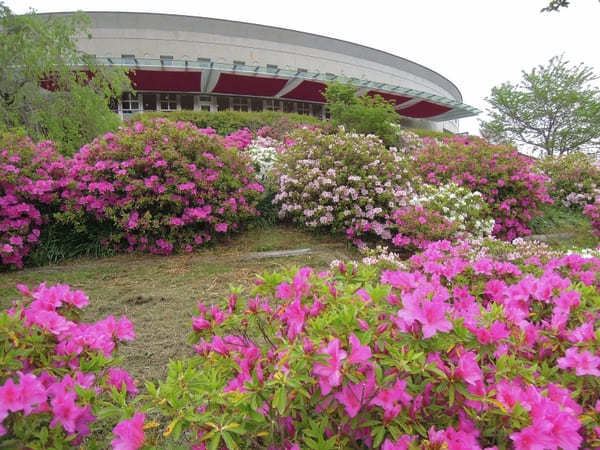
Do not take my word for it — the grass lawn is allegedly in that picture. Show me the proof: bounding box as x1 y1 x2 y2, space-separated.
529 205 598 249
0 225 359 383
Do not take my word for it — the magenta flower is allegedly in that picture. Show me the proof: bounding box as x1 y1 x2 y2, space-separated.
276 282 293 300
381 435 414 450
281 298 307 341
347 333 371 364
370 378 412 421
111 412 146 450
334 382 366 418
557 347 600 376
456 351 482 386
418 299 452 338
107 367 138 395
49 388 85 434
313 338 347 395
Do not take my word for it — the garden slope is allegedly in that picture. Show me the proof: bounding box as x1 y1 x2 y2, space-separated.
0 226 358 382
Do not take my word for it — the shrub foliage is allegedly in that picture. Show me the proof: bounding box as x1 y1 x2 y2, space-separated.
58 119 263 255
410 137 553 240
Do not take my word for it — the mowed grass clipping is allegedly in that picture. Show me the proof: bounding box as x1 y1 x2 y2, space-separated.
0 226 358 383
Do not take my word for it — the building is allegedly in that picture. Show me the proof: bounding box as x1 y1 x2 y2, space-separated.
44 12 479 132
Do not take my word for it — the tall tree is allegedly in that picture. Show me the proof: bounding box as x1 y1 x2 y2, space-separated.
480 55 600 157
0 4 131 154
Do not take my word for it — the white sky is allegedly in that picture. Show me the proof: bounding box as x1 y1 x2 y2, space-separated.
7 0 600 135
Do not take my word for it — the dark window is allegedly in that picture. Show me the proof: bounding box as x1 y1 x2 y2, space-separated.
312 103 323 118
217 96 230 111
251 98 263 112
160 93 177 111
283 101 295 113
232 97 249 112
143 94 157 111
180 94 194 110
297 102 310 115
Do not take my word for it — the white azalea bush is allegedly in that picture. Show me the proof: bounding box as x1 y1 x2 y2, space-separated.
411 182 495 238
272 126 414 233
245 136 282 182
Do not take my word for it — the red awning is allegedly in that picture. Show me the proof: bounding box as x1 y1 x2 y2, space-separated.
281 81 327 102
398 101 452 118
211 73 288 96
367 91 411 106
129 70 202 92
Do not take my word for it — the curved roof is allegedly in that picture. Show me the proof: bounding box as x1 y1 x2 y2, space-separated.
45 11 464 102
40 11 479 122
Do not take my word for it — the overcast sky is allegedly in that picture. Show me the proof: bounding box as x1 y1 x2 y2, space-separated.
7 0 600 135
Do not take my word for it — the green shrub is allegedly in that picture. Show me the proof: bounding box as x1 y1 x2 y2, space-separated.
324 82 400 147
407 128 456 140
128 110 324 136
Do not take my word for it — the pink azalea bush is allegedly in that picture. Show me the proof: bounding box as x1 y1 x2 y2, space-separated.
537 151 600 210
409 136 553 240
583 201 600 237
272 126 414 233
144 240 600 449
58 119 264 255
0 282 145 448
0 133 67 268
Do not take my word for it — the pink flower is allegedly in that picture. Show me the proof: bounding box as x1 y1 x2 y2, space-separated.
382 435 414 450
370 378 412 421
347 333 371 364
456 351 482 386
50 388 86 434
276 282 293 300
557 347 600 376
107 367 138 395
281 298 307 341
111 412 146 450
418 299 452 338
313 339 347 395
334 382 367 418
215 223 228 232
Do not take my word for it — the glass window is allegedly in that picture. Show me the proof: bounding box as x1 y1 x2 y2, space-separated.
122 92 140 112
297 102 311 115
143 94 157 111
109 97 119 112
312 103 323 118
264 99 281 112
251 98 263 112
217 96 230 111
283 101 295 113
180 94 194 110
232 97 249 112
159 93 177 111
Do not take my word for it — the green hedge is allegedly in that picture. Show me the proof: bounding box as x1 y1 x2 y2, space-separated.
407 128 456 140
127 110 324 136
